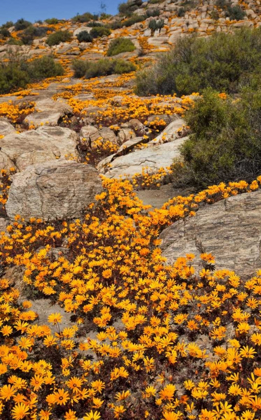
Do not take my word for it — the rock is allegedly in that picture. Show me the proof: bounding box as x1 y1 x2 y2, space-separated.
24 110 64 127
25 98 72 127
6 160 102 221
0 126 79 172
160 189 261 278
127 0 143 6
0 119 16 136
99 137 187 178
117 128 136 144
80 125 99 149
151 118 187 144
0 218 8 233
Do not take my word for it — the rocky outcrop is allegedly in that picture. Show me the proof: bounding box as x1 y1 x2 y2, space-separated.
0 119 16 136
24 98 72 127
160 189 261 278
6 160 102 221
0 126 79 172
98 136 188 179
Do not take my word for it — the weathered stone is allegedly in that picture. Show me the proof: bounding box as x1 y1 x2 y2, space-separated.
160 189 261 278
6 160 102 221
0 119 16 136
151 118 187 144
99 137 187 178
0 126 79 172
117 128 136 144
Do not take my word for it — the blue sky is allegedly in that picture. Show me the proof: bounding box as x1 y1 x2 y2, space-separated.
0 0 121 25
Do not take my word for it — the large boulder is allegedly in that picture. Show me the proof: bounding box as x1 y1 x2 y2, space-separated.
24 98 72 127
98 137 188 179
160 189 261 278
6 160 102 221
0 126 79 172
0 119 16 136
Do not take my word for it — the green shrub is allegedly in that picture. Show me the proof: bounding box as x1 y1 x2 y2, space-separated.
14 18 32 31
7 38 23 45
89 26 111 38
123 14 146 27
107 37 136 56
46 30 72 46
148 0 164 3
73 58 136 79
1 21 14 29
0 28 10 38
0 54 64 94
174 88 261 188
146 8 161 17
72 12 97 23
86 21 104 27
177 7 186 17
210 10 220 20
77 31 93 43
44 18 59 24
135 28 261 96
118 3 139 16
227 5 246 20
0 62 29 93
25 56 64 81
72 60 89 78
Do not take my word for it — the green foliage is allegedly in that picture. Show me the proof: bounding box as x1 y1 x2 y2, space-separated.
135 28 261 96
175 88 261 188
149 18 164 34
44 18 60 24
118 2 140 16
1 21 14 29
148 0 164 3
72 58 136 79
146 8 160 17
25 56 64 81
89 26 111 38
77 31 93 43
14 18 32 31
227 4 246 20
86 21 104 27
46 30 72 46
123 14 146 27
177 7 186 17
72 12 97 23
210 9 220 20
107 37 136 56
0 28 11 38
0 53 64 94
215 0 246 20
7 38 23 45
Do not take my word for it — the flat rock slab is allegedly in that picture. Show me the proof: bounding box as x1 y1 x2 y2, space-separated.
0 126 79 172
160 189 261 278
0 120 16 136
6 160 102 221
99 137 186 179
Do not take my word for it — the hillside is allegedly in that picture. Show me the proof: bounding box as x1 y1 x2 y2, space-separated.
0 1 261 420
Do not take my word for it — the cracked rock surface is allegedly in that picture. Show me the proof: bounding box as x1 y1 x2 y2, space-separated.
160 189 261 278
6 160 102 221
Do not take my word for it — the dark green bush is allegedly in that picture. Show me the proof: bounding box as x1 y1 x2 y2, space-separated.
146 8 160 17
86 21 104 27
7 38 23 45
0 54 64 94
72 12 96 23
177 7 186 17
1 21 14 29
0 62 29 93
89 26 111 38
123 14 146 27
77 31 93 43
227 5 246 20
107 38 136 56
148 0 164 3
14 18 32 31
73 58 136 79
135 28 261 96
0 28 10 38
25 56 64 81
174 88 261 188
44 18 59 24
118 3 138 16
46 30 72 46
